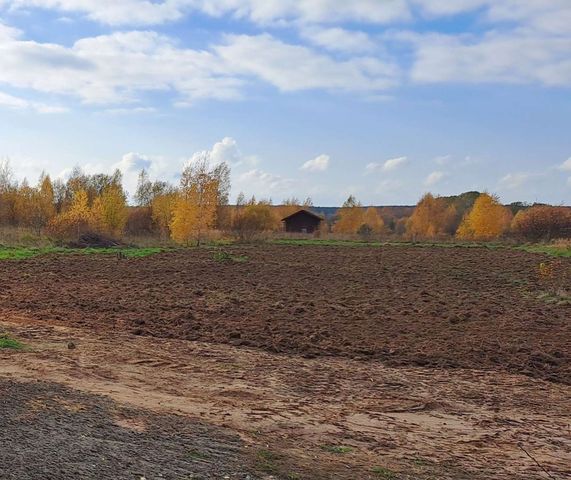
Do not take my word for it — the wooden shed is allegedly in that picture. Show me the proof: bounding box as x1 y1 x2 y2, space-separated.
281 209 323 234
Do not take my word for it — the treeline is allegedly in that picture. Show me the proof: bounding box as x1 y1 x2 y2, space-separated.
334 192 571 242
0 158 313 245
0 158 569 244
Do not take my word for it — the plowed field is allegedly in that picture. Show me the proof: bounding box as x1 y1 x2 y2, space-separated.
1 245 569 383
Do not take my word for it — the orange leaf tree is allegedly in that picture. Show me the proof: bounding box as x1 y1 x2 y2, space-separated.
407 193 456 240
333 195 365 234
456 193 512 240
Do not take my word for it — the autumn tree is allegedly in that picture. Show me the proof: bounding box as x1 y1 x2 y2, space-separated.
151 190 178 240
407 193 456 240
277 196 314 221
456 193 512 240
359 207 385 239
29 173 56 234
170 158 229 245
511 205 571 241
14 173 57 235
0 159 17 226
232 195 275 240
91 183 128 237
333 195 365 234
48 189 92 239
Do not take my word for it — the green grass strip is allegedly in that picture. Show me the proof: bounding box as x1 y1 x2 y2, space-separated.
0 246 167 261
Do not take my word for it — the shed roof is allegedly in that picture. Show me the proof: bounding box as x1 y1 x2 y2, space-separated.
281 209 324 222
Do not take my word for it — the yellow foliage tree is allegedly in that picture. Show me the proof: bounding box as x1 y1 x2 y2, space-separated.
456 193 512 240
232 197 275 240
13 179 34 228
407 193 456 239
362 207 385 233
48 189 92 239
28 173 56 234
91 184 128 237
333 195 365 234
151 192 177 240
170 158 224 245
170 193 199 245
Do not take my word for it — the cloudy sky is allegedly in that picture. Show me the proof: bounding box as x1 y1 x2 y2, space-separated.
0 0 570 205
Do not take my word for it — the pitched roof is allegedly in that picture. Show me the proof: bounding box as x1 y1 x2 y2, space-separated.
281 209 324 222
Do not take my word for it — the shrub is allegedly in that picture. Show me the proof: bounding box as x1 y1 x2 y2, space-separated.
512 206 571 241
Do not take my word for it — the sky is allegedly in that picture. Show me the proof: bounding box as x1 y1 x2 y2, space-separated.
0 0 570 206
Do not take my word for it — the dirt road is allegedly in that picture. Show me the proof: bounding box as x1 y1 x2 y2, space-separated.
1 317 569 480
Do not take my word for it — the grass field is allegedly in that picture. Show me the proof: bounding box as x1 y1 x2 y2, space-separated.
0 246 167 260
1 239 569 261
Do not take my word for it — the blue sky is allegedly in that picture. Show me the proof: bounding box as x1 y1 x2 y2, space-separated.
0 0 570 206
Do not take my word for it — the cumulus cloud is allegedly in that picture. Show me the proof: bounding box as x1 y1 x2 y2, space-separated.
235 169 294 199
187 137 258 169
216 34 398 92
1 0 189 26
114 152 153 173
366 156 407 173
1 0 411 26
558 157 571 172
301 154 330 172
0 29 397 108
300 27 375 53
433 154 451 165
0 1 570 112
424 170 446 186
499 172 533 189
0 91 67 113
0 30 241 105
110 152 175 198
403 30 571 87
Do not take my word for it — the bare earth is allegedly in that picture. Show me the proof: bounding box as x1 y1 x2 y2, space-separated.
1 245 570 479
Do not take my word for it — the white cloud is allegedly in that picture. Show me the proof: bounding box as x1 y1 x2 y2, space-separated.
235 168 294 199
366 156 407 173
376 178 403 193
110 152 176 199
301 154 330 172
558 157 571 172
0 91 67 113
424 170 445 186
382 156 408 171
499 172 533 189
300 27 375 53
114 152 153 173
2 0 189 26
404 30 571 87
0 30 242 105
4 0 570 34
100 107 156 115
0 29 398 109
434 154 451 165
1 0 412 26
216 34 398 92
187 137 258 169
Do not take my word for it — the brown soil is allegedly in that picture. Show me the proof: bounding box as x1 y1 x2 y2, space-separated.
0 245 569 383
0 377 256 479
0 245 569 479
0 320 569 480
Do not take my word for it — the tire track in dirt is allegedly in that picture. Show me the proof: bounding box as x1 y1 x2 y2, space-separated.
1 319 569 480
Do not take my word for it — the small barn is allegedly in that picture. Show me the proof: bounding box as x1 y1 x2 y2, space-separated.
282 209 323 234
